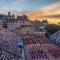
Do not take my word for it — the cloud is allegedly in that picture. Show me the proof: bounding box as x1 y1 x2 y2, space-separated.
40 1 60 11
37 14 60 18
13 0 37 4
24 1 60 20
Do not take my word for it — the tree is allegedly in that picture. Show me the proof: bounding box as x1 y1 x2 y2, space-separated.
45 24 60 35
3 21 7 28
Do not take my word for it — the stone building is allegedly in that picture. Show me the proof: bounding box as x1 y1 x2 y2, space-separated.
7 15 34 35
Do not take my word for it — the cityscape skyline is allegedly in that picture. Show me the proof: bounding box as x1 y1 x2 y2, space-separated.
0 0 60 24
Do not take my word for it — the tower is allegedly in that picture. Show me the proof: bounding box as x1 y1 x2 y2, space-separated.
8 12 11 16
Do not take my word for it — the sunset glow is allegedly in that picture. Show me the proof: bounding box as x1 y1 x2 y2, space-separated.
0 0 60 24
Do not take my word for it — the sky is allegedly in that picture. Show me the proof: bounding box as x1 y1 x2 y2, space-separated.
0 0 60 24
0 0 59 12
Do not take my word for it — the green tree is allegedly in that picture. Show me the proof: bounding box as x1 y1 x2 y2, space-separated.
45 24 60 35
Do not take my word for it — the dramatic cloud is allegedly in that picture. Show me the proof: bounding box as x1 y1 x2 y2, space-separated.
41 1 60 11
0 0 59 12
24 1 60 20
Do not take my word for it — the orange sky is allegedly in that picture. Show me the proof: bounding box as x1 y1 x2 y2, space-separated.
25 2 60 24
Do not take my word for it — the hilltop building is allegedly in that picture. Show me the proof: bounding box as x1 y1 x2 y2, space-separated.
7 14 34 35
0 12 48 35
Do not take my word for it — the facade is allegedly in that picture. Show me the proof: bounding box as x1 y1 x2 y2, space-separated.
0 12 16 28
0 12 48 36
16 21 34 35
31 20 48 32
7 15 34 35
0 12 34 35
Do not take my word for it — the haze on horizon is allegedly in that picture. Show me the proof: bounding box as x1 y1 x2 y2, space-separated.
0 0 60 24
